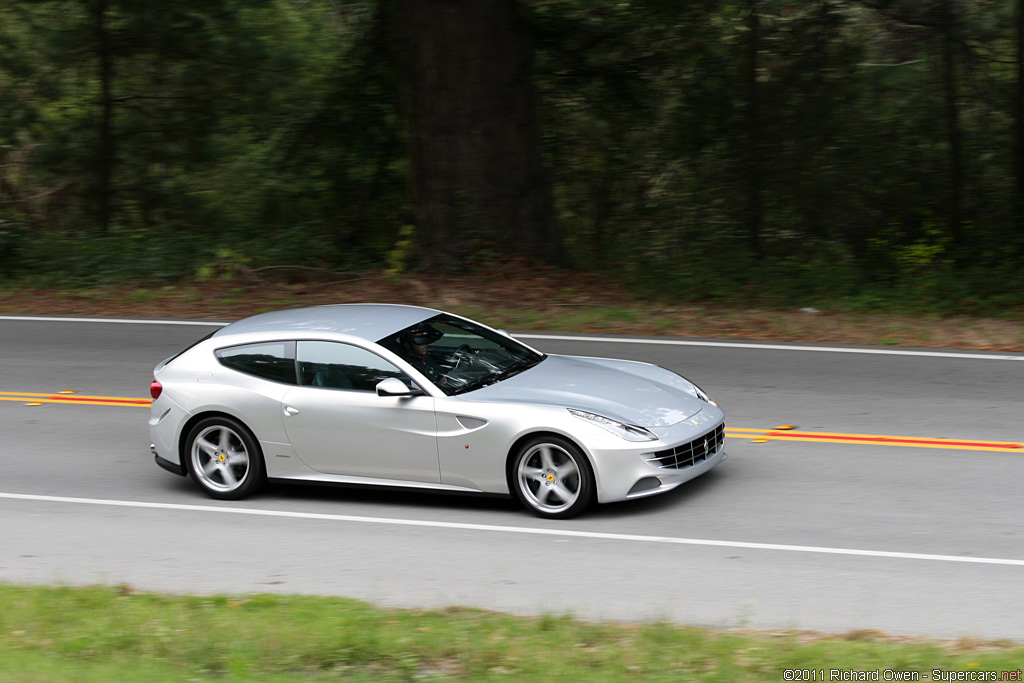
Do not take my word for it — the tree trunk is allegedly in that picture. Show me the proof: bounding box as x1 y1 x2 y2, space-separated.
1015 0 1024 240
393 0 566 270
742 0 763 254
91 0 114 233
939 0 963 252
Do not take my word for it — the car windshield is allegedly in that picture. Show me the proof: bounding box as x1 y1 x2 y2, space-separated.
378 314 545 396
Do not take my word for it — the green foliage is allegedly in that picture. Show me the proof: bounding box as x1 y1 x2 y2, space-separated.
1 0 1024 316
0 0 404 284
385 224 416 277
540 0 1024 314
196 248 253 282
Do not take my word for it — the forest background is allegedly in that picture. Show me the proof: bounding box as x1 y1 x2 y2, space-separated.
2 0 1023 320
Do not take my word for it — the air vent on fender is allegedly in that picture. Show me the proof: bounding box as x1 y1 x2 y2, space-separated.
456 416 488 430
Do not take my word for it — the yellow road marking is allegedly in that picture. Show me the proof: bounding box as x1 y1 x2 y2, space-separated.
724 427 1022 452
0 391 151 408
2 389 1021 452
0 397 149 408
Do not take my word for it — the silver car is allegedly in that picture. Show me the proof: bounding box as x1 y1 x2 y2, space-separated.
149 304 726 518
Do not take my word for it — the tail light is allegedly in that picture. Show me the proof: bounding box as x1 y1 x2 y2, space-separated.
150 380 163 400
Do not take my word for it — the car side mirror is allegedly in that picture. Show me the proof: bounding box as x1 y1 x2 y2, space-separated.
375 377 423 397
496 329 512 338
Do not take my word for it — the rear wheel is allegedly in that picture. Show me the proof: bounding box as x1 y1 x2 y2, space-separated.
512 436 594 519
185 416 264 500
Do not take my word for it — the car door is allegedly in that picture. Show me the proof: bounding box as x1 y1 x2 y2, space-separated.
281 340 441 483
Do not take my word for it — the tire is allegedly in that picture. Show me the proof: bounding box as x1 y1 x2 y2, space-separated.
511 435 594 519
185 416 264 500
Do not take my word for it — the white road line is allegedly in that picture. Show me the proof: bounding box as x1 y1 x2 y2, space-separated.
2 492 1022 567
516 334 1024 361
3 314 1023 360
0 315 226 327
8 315 1024 360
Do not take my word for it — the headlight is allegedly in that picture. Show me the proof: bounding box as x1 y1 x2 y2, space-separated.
657 366 719 407
689 382 718 407
568 409 658 442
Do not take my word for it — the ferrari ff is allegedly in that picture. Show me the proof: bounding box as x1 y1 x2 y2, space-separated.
148 304 726 518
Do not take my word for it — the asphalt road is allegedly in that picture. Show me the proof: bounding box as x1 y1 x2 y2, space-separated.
1 315 1023 640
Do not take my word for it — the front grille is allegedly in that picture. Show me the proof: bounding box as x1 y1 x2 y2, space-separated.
644 423 725 470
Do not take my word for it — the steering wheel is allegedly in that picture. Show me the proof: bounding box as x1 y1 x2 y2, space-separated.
450 344 475 368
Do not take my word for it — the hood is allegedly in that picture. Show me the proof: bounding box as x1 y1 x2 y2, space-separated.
464 354 704 427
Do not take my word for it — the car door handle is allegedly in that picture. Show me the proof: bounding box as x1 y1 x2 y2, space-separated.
284 406 299 416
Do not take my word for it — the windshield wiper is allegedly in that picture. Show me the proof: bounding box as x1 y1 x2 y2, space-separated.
451 356 543 395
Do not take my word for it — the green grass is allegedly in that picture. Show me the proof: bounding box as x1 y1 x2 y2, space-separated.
1 584 1021 682
126 287 158 303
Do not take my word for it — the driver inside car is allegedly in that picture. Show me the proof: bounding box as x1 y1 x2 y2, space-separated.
397 325 446 384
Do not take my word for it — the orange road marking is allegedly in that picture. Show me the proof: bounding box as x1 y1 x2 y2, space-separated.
0 391 152 408
42 395 150 406
725 427 1022 452
765 430 1022 449
2 390 1021 452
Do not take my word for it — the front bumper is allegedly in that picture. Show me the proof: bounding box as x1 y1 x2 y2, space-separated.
587 418 727 504
626 447 726 500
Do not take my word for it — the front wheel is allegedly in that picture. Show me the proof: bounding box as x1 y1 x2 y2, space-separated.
185 416 264 500
512 436 594 519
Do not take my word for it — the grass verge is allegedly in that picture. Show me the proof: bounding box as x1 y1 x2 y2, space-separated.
3 268 1024 350
1 584 1022 681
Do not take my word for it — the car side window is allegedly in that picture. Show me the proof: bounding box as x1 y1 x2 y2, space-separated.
296 341 412 392
216 342 296 384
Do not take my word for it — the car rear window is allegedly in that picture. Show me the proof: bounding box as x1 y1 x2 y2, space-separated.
216 341 296 384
